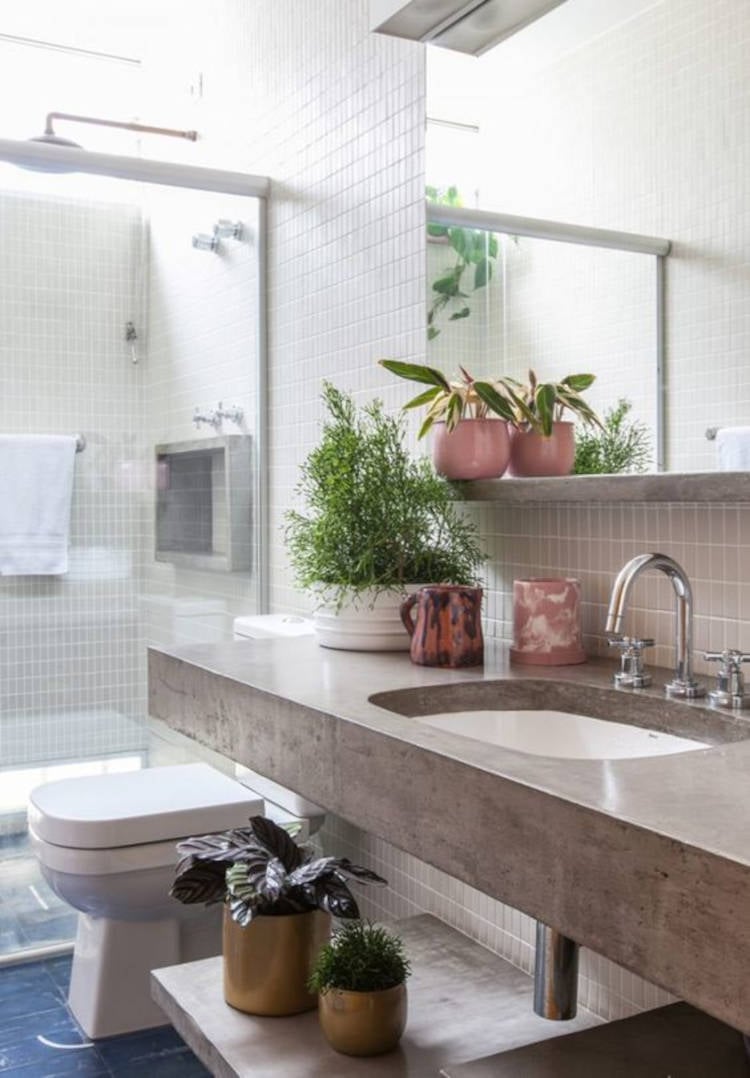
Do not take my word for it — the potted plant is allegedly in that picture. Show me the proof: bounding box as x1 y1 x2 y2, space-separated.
171 815 386 1016
309 920 411 1057
573 398 652 474
284 382 486 649
378 359 516 479
500 369 602 477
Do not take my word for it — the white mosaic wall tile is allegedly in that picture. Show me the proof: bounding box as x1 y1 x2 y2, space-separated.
470 0 750 472
0 187 147 761
140 186 262 648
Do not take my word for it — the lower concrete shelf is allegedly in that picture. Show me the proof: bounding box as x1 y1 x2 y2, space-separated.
443 1001 748 1077
150 914 597 1077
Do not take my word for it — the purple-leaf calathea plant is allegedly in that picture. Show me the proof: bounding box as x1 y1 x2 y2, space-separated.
170 815 386 927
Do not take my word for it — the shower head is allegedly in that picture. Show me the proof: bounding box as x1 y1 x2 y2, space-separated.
23 129 84 172
29 132 83 149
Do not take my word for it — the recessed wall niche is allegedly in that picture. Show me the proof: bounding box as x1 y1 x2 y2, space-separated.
155 436 252 572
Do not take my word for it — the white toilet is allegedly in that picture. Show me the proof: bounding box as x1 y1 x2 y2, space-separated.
29 762 268 1038
29 614 325 1039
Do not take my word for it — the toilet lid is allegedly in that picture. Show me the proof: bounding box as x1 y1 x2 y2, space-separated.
28 763 264 849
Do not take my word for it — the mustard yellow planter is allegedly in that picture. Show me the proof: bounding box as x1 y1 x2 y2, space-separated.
223 907 331 1016
318 983 407 1056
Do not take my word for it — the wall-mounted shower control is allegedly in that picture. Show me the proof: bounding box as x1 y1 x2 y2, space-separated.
214 219 243 240
193 407 221 429
192 232 219 252
216 402 244 425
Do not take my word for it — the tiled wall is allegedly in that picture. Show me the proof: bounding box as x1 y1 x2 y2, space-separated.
140 186 261 647
0 187 147 769
426 232 657 452
474 0 750 473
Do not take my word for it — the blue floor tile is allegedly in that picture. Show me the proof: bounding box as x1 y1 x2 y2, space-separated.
0 1006 97 1072
0 965 60 1022
95 1025 186 1069
0 1055 109 1076
0 959 208 1078
43 957 73 1001
112 1049 211 1076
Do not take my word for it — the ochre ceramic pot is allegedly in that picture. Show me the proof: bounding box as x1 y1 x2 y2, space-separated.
508 421 575 477
318 983 407 1056
223 907 330 1016
432 419 510 480
401 585 483 668
510 577 586 665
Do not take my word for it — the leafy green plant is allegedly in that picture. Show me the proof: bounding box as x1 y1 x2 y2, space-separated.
284 383 486 607
379 359 515 438
308 920 411 994
574 398 652 474
499 369 602 435
171 815 386 927
426 186 498 341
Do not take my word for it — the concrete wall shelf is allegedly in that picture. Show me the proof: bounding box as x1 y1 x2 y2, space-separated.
461 471 750 504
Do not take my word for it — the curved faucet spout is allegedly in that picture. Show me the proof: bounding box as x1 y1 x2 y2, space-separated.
605 552 704 699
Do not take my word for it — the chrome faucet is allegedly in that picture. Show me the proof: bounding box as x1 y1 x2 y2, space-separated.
605 553 705 699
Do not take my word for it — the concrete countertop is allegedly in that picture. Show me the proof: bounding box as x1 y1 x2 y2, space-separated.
148 638 750 1032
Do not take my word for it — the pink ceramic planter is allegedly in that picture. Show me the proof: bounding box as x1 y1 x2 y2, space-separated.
510 577 586 666
508 421 575 477
432 419 510 480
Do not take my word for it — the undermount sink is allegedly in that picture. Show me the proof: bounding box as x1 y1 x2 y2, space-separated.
413 709 707 760
370 678 750 762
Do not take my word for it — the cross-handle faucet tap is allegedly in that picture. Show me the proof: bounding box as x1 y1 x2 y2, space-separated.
605 553 705 699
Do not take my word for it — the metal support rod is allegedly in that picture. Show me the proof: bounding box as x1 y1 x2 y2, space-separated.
533 922 579 1020
655 254 667 471
426 202 671 257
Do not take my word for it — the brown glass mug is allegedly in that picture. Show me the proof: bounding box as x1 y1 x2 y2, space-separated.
400 585 484 668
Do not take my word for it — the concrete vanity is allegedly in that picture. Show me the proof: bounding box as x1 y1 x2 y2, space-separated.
148 638 750 1032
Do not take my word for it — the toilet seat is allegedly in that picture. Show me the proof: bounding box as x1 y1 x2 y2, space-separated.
28 763 263 849
29 827 189 876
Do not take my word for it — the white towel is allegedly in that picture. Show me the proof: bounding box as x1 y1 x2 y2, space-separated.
0 435 77 575
716 427 750 471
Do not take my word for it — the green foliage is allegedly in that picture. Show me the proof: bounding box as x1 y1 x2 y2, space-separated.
426 186 498 341
308 920 411 994
379 360 515 437
171 815 386 927
284 383 486 606
499 369 602 435
574 398 652 475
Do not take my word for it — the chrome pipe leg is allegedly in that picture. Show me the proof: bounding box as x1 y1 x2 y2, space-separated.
533 921 579 1020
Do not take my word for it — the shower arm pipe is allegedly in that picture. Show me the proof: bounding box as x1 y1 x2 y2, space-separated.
44 111 198 142
0 139 269 197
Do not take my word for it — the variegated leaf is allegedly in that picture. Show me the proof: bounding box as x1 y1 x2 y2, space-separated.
249 816 303 872
170 860 227 906
313 877 360 919
287 856 337 888
258 856 287 902
331 859 388 886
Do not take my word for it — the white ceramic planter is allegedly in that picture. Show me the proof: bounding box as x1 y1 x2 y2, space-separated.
313 586 426 651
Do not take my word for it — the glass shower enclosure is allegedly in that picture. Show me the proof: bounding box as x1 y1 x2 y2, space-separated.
0 140 268 961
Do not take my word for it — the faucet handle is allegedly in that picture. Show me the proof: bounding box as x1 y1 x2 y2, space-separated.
607 636 654 689
704 650 750 711
704 649 750 667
